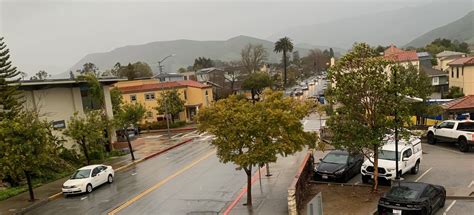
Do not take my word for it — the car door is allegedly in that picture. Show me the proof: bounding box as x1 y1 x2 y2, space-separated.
401 149 414 174
91 167 101 187
427 185 441 208
443 122 457 141
434 122 449 139
97 166 108 184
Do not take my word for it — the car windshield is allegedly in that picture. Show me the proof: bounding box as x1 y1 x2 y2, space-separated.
71 169 91 179
322 153 348 164
387 186 420 200
379 150 401 161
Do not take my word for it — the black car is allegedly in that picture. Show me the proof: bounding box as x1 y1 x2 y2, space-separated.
314 150 363 182
378 182 446 215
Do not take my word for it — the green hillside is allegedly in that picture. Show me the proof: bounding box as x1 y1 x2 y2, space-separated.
405 11 474 48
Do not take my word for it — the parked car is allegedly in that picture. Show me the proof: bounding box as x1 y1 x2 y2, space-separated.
314 150 364 182
378 182 446 215
62 165 114 196
361 135 422 184
427 120 474 152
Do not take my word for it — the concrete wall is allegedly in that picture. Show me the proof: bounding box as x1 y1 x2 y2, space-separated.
449 65 474 95
288 152 314 215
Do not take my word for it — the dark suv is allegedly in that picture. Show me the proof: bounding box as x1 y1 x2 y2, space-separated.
314 150 364 182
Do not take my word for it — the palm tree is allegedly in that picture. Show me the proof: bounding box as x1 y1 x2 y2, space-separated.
274 37 294 88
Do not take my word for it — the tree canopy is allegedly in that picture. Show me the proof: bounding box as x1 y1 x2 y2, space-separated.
155 90 185 123
241 43 268 74
418 38 470 55
30 70 50 80
197 90 317 206
274 37 294 87
193 57 214 70
0 37 22 119
112 62 153 80
241 72 273 102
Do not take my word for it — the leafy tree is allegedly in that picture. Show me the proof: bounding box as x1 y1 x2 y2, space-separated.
292 51 301 67
155 89 185 123
193 57 214 70
274 37 294 88
77 73 105 110
301 49 330 77
326 43 428 191
113 62 153 80
178 67 187 73
197 90 317 206
30 70 49 80
115 103 146 160
0 37 22 119
424 38 470 55
329 48 335 58
241 43 268 74
80 62 101 77
444 86 464 99
375 45 387 54
110 87 123 115
64 111 106 165
242 72 272 102
0 111 60 201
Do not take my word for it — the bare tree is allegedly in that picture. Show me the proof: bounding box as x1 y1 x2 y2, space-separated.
241 43 268 74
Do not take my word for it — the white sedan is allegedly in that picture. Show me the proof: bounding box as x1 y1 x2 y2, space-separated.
62 164 114 195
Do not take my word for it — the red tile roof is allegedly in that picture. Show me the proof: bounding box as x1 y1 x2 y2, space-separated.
448 57 474 66
441 95 474 111
383 45 419 62
118 80 210 94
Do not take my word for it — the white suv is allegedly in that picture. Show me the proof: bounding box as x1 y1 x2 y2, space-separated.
361 137 422 183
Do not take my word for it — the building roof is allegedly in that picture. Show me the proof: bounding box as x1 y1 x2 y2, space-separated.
384 45 419 62
420 64 448 77
118 80 210 94
153 73 184 78
15 78 125 87
441 95 474 111
436 50 466 58
196 67 224 74
447 57 474 66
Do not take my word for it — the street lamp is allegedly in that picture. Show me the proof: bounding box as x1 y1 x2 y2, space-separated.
157 54 176 139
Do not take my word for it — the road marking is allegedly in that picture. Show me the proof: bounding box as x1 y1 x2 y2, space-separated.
81 197 87 201
468 180 474 188
415 167 432 182
131 172 137 176
108 150 216 215
354 182 360 185
199 132 208 137
443 200 456 215
182 131 198 137
144 135 162 139
171 133 182 139
422 143 464 155
200 135 212 141
303 120 309 126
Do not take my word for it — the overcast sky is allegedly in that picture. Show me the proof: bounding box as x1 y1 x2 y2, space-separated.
0 0 446 76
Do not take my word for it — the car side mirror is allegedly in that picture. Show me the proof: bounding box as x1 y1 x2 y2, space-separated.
319 158 323 162
402 157 409 161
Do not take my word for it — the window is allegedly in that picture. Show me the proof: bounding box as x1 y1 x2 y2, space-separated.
130 95 137 102
451 68 454 78
145 93 155 100
205 90 209 96
432 77 439 85
91 167 100 177
456 67 459 78
457 122 474 131
403 149 412 158
183 90 187 100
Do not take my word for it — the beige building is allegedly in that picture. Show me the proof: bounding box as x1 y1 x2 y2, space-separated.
17 78 122 148
435 51 466 71
448 57 474 95
384 45 420 70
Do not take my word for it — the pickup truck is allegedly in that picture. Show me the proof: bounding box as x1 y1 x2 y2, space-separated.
427 120 474 152
361 136 422 183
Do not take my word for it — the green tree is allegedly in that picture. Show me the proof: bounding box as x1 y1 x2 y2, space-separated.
197 90 317 206
0 37 22 119
30 70 49 80
274 37 294 88
155 90 185 123
115 103 146 160
241 43 268 74
444 86 464 99
77 73 105 110
64 111 106 165
110 87 123 115
241 72 272 102
329 48 335 58
114 62 153 80
326 43 428 191
178 67 187 73
193 57 214 70
80 62 100 77
0 111 60 201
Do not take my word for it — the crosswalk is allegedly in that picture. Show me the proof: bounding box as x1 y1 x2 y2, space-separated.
171 130 215 142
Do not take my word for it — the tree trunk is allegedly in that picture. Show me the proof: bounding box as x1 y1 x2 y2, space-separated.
24 171 35 201
80 139 90 165
125 127 135 160
244 166 253 206
251 89 256 104
372 145 379 192
283 51 287 88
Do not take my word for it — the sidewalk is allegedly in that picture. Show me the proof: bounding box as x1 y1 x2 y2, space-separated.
227 150 310 215
0 133 194 215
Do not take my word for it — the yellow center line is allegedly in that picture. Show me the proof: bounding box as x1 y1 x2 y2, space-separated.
108 149 216 215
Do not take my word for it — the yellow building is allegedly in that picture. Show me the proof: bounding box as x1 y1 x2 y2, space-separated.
435 51 466 71
448 57 474 95
116 80 213 123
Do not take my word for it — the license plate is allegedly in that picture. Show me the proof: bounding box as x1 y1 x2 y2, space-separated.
392 209 402 215
322 175 328 179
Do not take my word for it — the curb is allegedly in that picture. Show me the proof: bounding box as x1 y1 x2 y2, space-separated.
16 138 195 215
141 127 197 134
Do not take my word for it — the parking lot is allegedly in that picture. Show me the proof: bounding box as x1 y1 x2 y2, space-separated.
313 140 474 215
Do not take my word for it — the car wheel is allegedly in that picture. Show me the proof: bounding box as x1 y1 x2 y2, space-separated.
458 138 469 152
427 132 436 145
362 175 370 184
108 174 114 184
86 184 93 193
411 161 420 174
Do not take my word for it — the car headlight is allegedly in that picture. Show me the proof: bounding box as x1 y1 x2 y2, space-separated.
335 168 345 174
362 164 367 169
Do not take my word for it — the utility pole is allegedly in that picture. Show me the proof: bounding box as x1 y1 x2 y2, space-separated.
394 69 400 185
158 54 176 139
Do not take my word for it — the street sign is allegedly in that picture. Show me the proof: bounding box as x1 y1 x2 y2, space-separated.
307 192 323 215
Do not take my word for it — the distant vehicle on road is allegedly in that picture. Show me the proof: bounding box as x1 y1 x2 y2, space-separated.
427 120 474 152
62 165 114 196
361 135 422 184
378 182 446 215
314 150 364 182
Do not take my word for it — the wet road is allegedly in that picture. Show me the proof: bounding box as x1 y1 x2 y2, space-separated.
28 134 251 215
